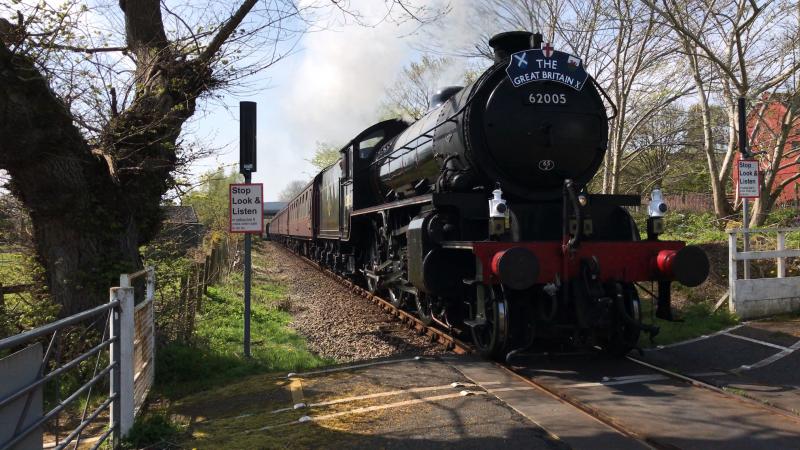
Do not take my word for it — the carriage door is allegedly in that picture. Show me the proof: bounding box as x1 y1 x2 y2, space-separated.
340 145 353 240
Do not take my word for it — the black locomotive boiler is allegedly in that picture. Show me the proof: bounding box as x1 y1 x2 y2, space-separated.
269 31 710 359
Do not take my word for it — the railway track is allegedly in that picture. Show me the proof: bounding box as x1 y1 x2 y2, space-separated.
293 250 473 355
284 245 800 449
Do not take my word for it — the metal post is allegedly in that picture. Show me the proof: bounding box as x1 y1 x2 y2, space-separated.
244 171 252 358
738 96 751 280
743 199 750 279
240 100 256 359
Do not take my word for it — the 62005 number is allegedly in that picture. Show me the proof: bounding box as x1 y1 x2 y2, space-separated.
527 93 567 104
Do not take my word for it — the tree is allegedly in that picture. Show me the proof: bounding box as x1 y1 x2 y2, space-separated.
308 141 341 171
642 0 800 223
426 0 691 195
748 93 800 224
383 55 483 121
384 55 449 120
0 1 435 316
279 180 308 201
182 166 242 235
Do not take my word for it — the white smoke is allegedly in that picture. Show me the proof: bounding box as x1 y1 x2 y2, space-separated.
192 0 492 201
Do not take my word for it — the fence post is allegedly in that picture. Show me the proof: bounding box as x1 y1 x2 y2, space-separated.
210 247 218 283
728 231 738 314
146 266 156 366
203 255 211 295
776 232 786 278
145 267 155 301
109 286 135 439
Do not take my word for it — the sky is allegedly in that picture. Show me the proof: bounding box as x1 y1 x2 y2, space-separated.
185 0 480 201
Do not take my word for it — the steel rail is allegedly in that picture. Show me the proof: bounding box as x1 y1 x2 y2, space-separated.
626 354 800 422
282 244 664 447
279 243 800 447
491 361 661 449
287 248 472 355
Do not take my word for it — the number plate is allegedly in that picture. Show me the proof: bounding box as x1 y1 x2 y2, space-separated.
525 92 567 105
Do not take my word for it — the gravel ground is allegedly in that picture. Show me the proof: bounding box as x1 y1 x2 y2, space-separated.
257 241 444 362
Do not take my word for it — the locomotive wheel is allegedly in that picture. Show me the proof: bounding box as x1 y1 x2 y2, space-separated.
471 288 510 360
414 292 434 325
386 285 407 308
603 285 642 356
365 236 381 294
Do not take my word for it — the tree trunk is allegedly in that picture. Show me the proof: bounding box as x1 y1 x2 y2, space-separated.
0 0 234 316
681 39 733 218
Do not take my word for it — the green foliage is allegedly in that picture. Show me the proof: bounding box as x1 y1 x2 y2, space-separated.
640 301 738 348
182 166 243 237
660 212 729 244
308 141 341 171
0 251 58 339
278 180 310 202
121 414 179 449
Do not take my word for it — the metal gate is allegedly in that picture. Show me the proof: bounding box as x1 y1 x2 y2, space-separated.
0 267 155 449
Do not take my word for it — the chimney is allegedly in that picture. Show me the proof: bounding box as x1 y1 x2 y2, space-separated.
489 31 539 63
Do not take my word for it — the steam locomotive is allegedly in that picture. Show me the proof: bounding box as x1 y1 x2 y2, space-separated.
268 31 709 359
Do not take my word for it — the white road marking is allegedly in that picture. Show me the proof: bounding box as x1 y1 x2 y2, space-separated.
648 324 744 350
270 382 492 413
284 357 429 378
735 340 800 372
721 332 792 351
255 391 487 431
565 374 668 388
563 372 727 389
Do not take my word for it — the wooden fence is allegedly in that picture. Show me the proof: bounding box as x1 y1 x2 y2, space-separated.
168 238 237 342
0 283 35 313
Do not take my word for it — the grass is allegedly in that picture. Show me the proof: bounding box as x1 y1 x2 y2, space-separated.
638 299 739 348
155 273 329 399
138 242 331 445
121 414 179 449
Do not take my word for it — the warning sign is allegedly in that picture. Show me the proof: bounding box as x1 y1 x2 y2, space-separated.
737 160 760 199
230 183 264 233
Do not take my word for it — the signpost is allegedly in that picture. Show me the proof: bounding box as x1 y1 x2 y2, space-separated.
229 183 264 233
229 101 258 357
737 97 758 279
737 160 760 199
